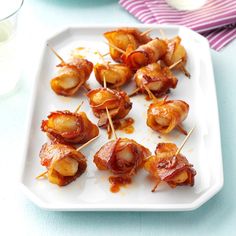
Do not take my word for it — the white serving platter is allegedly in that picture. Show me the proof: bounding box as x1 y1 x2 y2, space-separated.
20 25 223 211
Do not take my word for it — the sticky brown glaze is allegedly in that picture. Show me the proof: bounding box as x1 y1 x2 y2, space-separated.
41 111 99 144
109 175 132 193
115 117 135 134
144 143 196 190
147 99 189 134
51 57 93 96
39 143 87 186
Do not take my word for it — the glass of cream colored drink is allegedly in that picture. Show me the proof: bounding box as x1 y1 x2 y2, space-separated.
0 0 24 97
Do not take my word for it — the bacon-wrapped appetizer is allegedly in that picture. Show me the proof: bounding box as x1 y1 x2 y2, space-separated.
39 143 87 186
147 98 189 135
163 36 189 77
41 110 99 144
104 27 152 63
51 57 93 96
87 88 132 127
144 143 196 191
125 38 167 70
134 63 178 97
94 138 151 175
94 63 133 88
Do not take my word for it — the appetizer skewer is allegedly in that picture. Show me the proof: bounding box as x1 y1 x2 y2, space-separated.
94 50 133 89
49 46 93 96
124 38 167 70
134 62 178 98
144 127 196 192
163 36 190 78
41 102 99 144
93 109 151 192
104 27 152 63
94 63 133 89
146 96 189 135
87 84 132 128
158 29 190 78
37 135 99 186
129 59 181 99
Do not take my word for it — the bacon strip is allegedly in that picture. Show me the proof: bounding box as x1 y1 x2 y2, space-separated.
87 88 132 127
104 27 152 63
94 138 151 175
40 143 87 186
144 143 196 189
41 110 99 144
147 99 189 134
125 38 167 70
51 57 93 96
134 63 178 97
163 36 187 70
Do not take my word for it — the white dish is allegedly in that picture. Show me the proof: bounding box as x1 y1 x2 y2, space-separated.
20 25 223 211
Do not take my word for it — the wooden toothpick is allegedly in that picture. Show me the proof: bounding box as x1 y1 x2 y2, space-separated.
36 170 48 179
159 28 167 39
128 87 140 97
102 52 110 57
140 28 152 36
176 124 188 136
180 63 191 78
83 83 91 91
106 107 118 140
103 75 107 89
143 84 158 102
76 135 100 152
168 59 182 70
74 101 84 113
105 41 126 54
151 178 161 193
47 44 65 64
175 126 195 156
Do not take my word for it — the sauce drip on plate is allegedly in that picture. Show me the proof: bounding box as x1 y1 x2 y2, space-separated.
109 175 132 193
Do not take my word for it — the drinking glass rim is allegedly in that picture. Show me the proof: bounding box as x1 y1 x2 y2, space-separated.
0 0 24 22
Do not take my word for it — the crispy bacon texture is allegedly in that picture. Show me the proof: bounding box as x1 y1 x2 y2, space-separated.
39 143 87 186
125 38 167 70
87 88 132 127
94 63 133 88
163 36 187 70
134 63 178 97
94 138 151 175
104 27 152 63
147 99 189 134
144 143 196 189
50 57 93 96
41 110 99 145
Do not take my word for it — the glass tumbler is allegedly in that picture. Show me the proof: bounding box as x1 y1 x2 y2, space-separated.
0 0 24 97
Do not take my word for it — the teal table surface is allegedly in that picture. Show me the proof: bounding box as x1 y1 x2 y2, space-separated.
1 0 235 235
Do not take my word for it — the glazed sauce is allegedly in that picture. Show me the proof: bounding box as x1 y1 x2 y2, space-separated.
145 94 152 101
115 117 135 134
109 175 132 193
107 118 134 139
107 124 112 139
76 47 85 50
